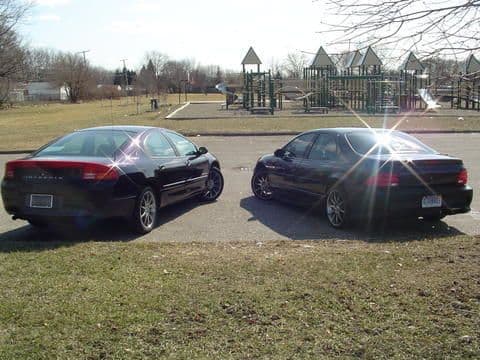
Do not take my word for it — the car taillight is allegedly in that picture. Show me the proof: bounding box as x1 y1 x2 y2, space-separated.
365 172 400 187
3 160 118 181
457 168 468 185
82 163 119 180
5 162 15 179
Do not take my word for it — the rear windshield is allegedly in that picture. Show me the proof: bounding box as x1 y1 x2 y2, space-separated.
35 130 135 158
345 131 435 155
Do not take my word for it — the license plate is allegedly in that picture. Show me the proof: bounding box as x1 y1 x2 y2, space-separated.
421 195 442 208
29 194 53 209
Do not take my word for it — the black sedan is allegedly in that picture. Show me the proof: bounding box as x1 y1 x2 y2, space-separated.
251 128 473 228
1 126 224 234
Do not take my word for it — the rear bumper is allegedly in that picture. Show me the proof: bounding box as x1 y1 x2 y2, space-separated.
349 185 473 219
1 180 136 220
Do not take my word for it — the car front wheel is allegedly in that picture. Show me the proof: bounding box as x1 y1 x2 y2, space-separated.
132 187 157 234
251 172 273 200
325 187 350 228
199 167 224 202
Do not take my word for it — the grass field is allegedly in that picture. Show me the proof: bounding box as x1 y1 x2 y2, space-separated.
0 95 479 150
0 235 478 359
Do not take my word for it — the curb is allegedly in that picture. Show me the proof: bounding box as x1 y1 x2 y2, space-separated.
167 115 478 120
1 130 480 155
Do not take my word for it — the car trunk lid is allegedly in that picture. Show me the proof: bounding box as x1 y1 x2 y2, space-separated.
366 154 465 187
5 157 118 184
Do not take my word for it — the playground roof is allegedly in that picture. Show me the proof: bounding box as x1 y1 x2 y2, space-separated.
310 46 335 68
358 47 382 67
241 47 262 65
345 51 362 68
402 52 424 71
465 54 480 75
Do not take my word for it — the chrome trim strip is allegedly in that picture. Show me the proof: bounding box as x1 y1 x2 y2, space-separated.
189 175 209 182
163 180 187 188
163 175 208 188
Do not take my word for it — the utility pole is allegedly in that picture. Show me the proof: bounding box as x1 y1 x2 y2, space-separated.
76 50 90 100
121 59 129 104
76 50 90 64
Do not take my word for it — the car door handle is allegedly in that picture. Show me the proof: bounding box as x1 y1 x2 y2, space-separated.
185 160 191 167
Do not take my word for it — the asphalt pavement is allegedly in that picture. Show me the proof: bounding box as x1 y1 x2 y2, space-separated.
0 134 478 243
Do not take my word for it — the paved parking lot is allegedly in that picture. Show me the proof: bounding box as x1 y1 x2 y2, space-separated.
0 133 478 243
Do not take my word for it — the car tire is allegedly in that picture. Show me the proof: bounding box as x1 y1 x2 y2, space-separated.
251 171 273 200
423 214 446 222
199 167 224 202
131 186 157 234
325 187 350 228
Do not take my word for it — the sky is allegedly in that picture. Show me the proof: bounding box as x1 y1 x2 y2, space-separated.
20 0 339 71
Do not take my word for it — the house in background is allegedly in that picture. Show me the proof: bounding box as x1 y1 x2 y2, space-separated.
24 81 68 101
7 83 27 102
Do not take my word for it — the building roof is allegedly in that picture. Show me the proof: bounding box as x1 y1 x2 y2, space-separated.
241 47 262 65
465 54 480 74
310 46 335 68
358 47 382 66
402 52 424 71
345 51 363 68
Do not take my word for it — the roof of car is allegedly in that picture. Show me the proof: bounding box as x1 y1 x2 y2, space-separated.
304 127 401 134
79 125 159 133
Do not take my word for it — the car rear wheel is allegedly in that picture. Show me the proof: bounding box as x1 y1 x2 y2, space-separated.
326 187 350 228
132 187 157 234
199 167 224 202
251 172 273 200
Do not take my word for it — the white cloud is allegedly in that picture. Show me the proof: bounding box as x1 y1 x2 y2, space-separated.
34 0 70 7
131 0 163 13
36 14 61 22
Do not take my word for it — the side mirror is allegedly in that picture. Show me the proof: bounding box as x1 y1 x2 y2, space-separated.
197 146 208 155
274 148 285 158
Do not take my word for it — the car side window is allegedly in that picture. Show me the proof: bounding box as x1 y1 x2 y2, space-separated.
283 133 316 159
165 132 198 156
308 134 337 161
144 131 176 158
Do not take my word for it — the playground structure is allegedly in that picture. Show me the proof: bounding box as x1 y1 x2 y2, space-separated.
241 47 275 114
301 47 432 113
450 54 480 110
216 46 480 114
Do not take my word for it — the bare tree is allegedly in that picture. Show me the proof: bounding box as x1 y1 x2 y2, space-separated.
23 47 58 81
0 0 30 105
268 57 283 78
142 51 169 95
318 0 480 60
282 52 307 79
53 53 90 103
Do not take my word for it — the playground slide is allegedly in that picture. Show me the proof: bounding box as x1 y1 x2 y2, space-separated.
294 92 314 101
418 88 441 109
215 82 236 96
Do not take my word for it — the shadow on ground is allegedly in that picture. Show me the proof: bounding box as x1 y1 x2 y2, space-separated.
0 200 202 253
240 196 465 242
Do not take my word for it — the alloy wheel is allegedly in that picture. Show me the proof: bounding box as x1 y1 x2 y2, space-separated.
203 168 224 201
252 173 272 200
139 190 156 230
326 189 346 227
